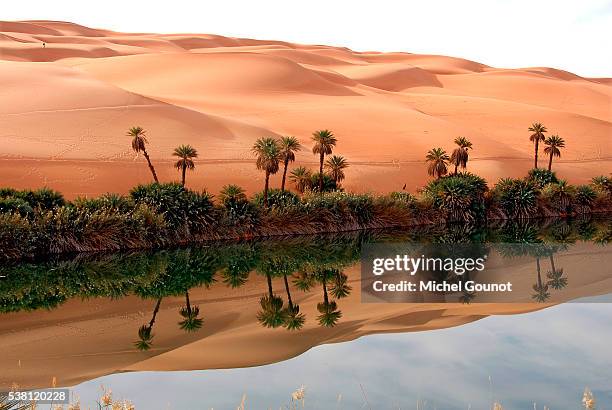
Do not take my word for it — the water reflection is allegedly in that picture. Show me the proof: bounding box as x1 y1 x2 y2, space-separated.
1 217 611 389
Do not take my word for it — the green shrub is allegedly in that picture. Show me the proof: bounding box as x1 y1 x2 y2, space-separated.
423 173 487 222
130 183 215 233
574 185 597 210
527 169 559 188
592 175 612 198
541 181 576 213
219 184 247 206
72 193 135 213
493 178 538 219
0 197 33 216
0 187 64 210
308 173 338 193
389 191 417 204
252 189 300 209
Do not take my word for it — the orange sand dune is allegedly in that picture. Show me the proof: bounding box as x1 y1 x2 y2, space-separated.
1 20 610 198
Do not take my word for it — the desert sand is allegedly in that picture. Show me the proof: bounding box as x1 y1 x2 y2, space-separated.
1 242 611 389
0 20 610 198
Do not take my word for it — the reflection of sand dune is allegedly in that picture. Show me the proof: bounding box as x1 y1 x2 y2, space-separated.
1 243 610 389
0 20 610 198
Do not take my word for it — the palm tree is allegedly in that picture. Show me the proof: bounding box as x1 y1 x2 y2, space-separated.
173 144 198 186
292 271 316 291
325 155 349 186
311 130 337 193
289 166 312 194
425 148 450 179
252 137 282 207
178 290 203 332
257 273 287 328
219 184 247 205
329 270 351 299
282 274 306 331
546 253 567 290
128 126 159 182
279 136 302 191
450 136 472 174
134 297 162 351
316 269 342 327
543 135 565 171
528 123 548 168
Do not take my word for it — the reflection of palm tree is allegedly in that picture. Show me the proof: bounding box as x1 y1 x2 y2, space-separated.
329 271 352 299
134 297 162 351
532 258 550 302
257 274 287 328
178 290 203 332
317 270 342 327
282 274 305 331
292 271 315 291
546 254 567 290
459 291 476 304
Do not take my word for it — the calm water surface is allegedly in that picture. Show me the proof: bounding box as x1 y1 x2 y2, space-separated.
70 304 612 409
1 218 611 409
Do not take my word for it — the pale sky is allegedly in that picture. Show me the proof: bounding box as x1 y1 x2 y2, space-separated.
4 0 612 77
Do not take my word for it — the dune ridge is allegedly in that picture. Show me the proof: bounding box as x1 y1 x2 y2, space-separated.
0 20 610 198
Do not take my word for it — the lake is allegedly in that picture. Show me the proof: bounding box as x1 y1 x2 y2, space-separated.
1 217 611 409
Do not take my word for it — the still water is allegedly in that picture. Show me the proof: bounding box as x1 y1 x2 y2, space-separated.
70 304 612 409
1 218 611 409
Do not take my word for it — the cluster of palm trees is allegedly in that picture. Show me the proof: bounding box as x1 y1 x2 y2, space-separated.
528 122 566 171
134 291 203 351
425 123 567 180
251 129 349 206
425 136 473 179
128 126 199 187
129 127 349 206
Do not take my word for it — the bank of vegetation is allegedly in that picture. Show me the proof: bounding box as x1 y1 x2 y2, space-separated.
1 124 611 261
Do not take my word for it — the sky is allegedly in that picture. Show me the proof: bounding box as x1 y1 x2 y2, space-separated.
3 0 612 76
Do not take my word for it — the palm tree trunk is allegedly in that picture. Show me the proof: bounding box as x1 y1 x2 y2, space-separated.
322 278 329 305
534 140 539 168
548 153 553 171
536 258 542 287
264 170 270 207
319 152 324 193
181 163 187 186
281 158 289 192
149 298 163 328
454 163 458 175
549 254 556 273
185 291 192 316
266 274 273 297
283 274 294 310
142 149 159 183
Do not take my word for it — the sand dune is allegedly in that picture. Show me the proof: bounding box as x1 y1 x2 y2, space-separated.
0 20 610 198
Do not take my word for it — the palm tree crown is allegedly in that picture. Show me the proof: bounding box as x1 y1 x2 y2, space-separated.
219 184 247 205
128 126 148 153
173 144 198 186
312 130 337 193
450 136 472 174
127 126 159 182
289 167 312 194
252 137 282 207
528 122 548 168
325 155 349 185
543 135 565 171
279 136 302 191
426 147 450 179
